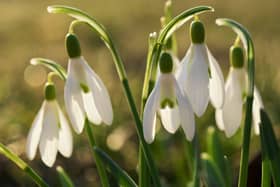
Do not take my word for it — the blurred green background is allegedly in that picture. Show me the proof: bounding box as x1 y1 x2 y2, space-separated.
0 0 280 186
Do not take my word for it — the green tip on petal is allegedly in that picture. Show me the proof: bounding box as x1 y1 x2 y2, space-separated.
66 33 81 58
230 45 244 68
44 82 56 101
159 52 173 73
190 20 205 44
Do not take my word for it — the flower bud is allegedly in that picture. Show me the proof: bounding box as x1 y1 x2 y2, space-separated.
44 82 56 101
230 45 244 68
159 52 173 73
190 20 205 44
66 33 81 58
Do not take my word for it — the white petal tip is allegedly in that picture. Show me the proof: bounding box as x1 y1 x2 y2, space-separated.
42 158 55 167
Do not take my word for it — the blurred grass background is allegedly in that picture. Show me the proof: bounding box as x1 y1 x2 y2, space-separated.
0 0 280 186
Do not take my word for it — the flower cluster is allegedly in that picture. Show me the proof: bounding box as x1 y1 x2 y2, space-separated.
26 33 113 167
26 14 264 168
143 19 263 143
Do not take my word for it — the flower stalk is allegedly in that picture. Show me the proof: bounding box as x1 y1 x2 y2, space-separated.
216 18 255 187
85 119 110 187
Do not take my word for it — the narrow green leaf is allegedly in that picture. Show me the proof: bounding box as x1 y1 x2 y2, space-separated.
31 58 67 80
56 166 75 187
93 147 138 187
0 143 49 187
260 109 280 187
201 153 226 187
206 127 232 187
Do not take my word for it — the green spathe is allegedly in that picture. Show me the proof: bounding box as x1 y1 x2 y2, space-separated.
159 52 173 73
190 20 205 44
66 33 81 58
230 45 244 68
44 82 56 101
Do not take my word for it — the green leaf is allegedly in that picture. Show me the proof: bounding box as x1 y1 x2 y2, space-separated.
56 166 75 187
206 127 232 187
31 58 67 81
201 153 226 187
0 143 49 187
93 147 138 187
260 109 280 187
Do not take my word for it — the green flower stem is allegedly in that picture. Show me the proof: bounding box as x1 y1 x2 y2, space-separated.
139 33 157 187
193 134 200 187
48 5 161 186
85 119 110 187
0 143 49 187
216 19 255 187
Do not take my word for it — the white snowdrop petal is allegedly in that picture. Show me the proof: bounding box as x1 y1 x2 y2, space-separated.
215 109 225 131
143 80 161 143
39 102 59 167
175 47 191 89
185 44 209 117
64 62 85 134
26 101 46 160
82 59 113 125
56 103 73 158
175 81 195 141
207 47 225 109
222 68 243 137
159 106 180 133
82 92 102 125
252 87 264 135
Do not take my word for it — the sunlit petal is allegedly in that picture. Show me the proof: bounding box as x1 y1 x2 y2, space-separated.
215 109 225 131
143 80 161 143
39 102 59 167
82 59 113 125
82 91 102 125
56 102 73 158
252 87 264 135
26 101 46 160
175 81 195 141
207 47 225 109
64 60 85 133
184 44 209 116
222 68 243 137
159 106 180 133
175 47 191 89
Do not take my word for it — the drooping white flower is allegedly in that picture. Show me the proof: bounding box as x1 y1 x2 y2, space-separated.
64 33 113 134
176 20 225 117
26 83 73 167
215 45 263 137
143 53 195 143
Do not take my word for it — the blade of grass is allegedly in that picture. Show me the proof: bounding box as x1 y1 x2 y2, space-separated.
0 143 49 187
94 147 138 187
56 166 75 187
260 110 280 187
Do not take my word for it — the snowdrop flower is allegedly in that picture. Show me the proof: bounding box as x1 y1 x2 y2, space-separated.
215 45 264 137
176 20 225 117
143 52 195 143
64 33 113 134
26 82 73 167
